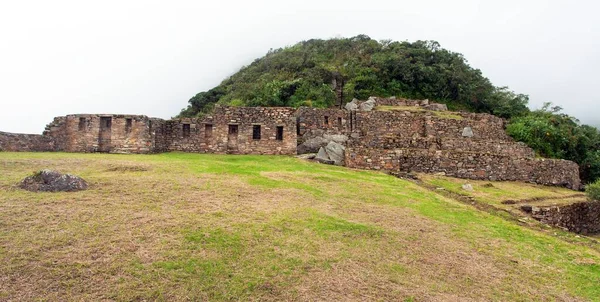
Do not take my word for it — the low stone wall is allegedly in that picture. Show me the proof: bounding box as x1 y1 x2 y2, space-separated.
0 131 55 152
345 147 582 190
531 201 600 234
371 97 448 111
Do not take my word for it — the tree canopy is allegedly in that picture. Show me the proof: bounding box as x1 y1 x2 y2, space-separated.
178 35 526 118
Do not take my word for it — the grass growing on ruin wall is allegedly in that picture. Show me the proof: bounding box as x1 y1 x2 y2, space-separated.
376 105 464 120
0 152 599 301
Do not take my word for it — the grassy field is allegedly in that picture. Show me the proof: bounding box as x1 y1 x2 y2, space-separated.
1 152 599 301
419 174 589 214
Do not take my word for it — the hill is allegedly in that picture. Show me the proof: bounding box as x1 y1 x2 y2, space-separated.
178 35 528 119
177 36 600 185
1 152 599 300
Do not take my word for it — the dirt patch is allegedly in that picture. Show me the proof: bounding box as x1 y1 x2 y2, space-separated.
105 165 151 172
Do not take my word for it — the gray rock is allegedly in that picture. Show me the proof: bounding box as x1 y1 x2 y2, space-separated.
297 136 329 154
322 134 348 143
462 127 474 138
345 99 360 111
324 141 346 166
462 184 474 191
297 134 348 154
359 99 376 112
19 169 88 192
426 103 448 111
296 153 316 160
315 147 331 164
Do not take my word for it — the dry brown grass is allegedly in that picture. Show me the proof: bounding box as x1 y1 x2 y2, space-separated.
0 152 599 301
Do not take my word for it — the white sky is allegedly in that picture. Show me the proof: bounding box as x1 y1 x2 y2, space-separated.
1 0 598 134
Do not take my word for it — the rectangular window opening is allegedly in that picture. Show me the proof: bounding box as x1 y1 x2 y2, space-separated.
252 125 261 140
205 124 213 138
125 118 132 134
276 126 284 141
183 123 191 138
324 116 329 126
78 118 86 131
228 124 238 136
100 117 112 129
337 117 342 128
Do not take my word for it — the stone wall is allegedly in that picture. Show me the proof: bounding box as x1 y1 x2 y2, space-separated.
0 99 584 190
295 107 347 140
44 114 157 153
369 97 448 111
353 110 510 141
345 147 581 189
345 108 582 190
531 201 600 234
167 106 297 155
0 131 55 152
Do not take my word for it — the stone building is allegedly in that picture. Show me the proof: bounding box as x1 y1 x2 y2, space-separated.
165 106 297 155
42 114 164 153
0 98 583 189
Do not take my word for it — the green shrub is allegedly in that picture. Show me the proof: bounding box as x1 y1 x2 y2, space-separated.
586 180 600 201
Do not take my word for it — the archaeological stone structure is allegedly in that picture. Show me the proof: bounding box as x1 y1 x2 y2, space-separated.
0 97 583 190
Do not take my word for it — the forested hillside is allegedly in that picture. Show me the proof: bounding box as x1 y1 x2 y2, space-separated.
179 35 528 118
178 35 600 184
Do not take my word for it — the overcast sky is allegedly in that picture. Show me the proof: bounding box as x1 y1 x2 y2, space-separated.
0 0 598 134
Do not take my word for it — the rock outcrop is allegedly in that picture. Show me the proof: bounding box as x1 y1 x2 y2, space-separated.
19 170 88 192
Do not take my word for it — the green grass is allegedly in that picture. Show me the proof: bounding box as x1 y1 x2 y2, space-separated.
0 152 599 301
376 105 464 120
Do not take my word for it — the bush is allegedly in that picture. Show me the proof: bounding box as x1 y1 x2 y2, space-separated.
586 180 600 201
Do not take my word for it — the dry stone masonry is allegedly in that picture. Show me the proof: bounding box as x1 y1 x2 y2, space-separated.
0 97 582 190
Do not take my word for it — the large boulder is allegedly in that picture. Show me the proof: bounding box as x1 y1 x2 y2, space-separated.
297 136 329 154
324 141 346 166
19 169 88 192
359 98 376 111
344 98 360 111
297 133 348 154
315 147 334 165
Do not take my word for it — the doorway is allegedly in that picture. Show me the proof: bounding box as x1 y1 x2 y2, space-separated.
98 117 112 152
227 124 238 152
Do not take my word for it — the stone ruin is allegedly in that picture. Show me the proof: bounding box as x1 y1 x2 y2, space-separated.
0 97 583 191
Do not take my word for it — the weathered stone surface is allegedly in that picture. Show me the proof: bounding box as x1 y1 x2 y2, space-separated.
296 153 316 160
344 108 581 190
462 127 474 137
297 136 328 154
315 147 334 164
462 184 474 191
316 147 330 161
324 141 346 166
345 99 360 111
530 201 600 234
0 131 54 152
297 133 349 155
359 99 376 112
19 169 88 192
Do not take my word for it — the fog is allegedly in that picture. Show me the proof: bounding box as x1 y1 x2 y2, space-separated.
1 0 598 134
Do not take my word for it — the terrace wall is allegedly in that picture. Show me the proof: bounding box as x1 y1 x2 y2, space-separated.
531 201 600 234
0 131 55 152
